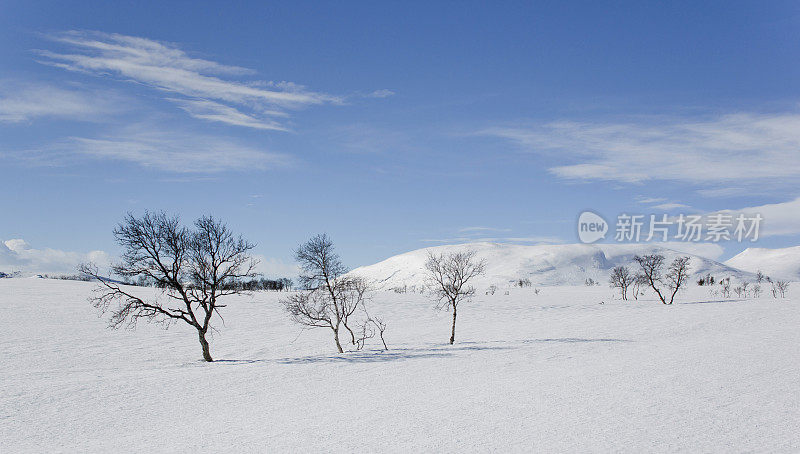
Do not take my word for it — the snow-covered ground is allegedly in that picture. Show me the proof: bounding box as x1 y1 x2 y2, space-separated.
2 278 799 452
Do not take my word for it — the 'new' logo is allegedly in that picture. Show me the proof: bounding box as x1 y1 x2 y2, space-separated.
577 211 608 243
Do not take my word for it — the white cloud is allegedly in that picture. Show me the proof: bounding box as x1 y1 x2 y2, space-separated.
367 89 395 98
36 31 340 130
0 239 110 275
458 226 511 233
168 98 289 131
0 238 299 279
636 197 667 204
708 197 800 238
253 255 300 279
480 112 800 185
0 81 119 122
695 187 750 198
33 123 292 173
652 202 690 210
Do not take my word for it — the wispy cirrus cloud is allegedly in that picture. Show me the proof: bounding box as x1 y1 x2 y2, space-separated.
0 81 120 122
458 226 512 233
652 202 690 211
24 123 292 173
635 196 666 204
366 89 395 98
168 98 288 131
35 30 341 130
479 112 800 186
634 197 691 211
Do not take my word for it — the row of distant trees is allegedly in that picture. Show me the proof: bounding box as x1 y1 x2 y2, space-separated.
708 276 789 299
610 257 790 302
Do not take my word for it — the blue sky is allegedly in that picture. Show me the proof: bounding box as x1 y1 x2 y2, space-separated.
1 0 800 275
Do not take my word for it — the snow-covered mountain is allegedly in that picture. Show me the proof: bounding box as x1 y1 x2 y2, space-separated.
350 242 750 289
725 246 800 281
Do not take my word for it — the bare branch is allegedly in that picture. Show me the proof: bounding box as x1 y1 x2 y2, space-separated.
81 212 257 362
424 249 486 344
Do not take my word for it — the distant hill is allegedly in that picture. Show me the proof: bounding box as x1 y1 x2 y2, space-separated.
350 242 751 289
725 246 800 281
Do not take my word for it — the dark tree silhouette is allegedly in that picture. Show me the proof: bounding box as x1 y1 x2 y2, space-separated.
79 211 258 362
633 254 690 305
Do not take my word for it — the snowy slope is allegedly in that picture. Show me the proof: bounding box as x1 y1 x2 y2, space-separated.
350 242 750 289
1 278 799 452
725 246 800 280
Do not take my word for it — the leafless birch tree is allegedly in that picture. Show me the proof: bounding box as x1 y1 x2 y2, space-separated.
633 254 690 305
79 212 258 362
424 250 486 344
281 234 374 353
609 265 633 300
774 280 789 298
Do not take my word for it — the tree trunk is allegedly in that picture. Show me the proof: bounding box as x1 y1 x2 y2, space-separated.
198 330 213 362
344 323 356 345
449 307 457 344
333 329 344 353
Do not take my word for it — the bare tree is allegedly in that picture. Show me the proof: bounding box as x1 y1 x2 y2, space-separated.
281 234 372 353
79 212 257 362
634 254 668 304
609 265 633 300
775 280 790 298
370 316 389 350
424 250 486 344
721 277 731 298
362 302 389 351
631 273 647 300
633 254 690 305
664 257 691 304
731 281 748 298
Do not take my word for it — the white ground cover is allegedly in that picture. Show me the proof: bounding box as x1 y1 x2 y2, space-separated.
1 278 798 452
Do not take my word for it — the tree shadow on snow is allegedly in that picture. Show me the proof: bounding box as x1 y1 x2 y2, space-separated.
275 350 455 364
275 343 522 364
214 338 630 365
679 299 737 305
521 337 631 343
